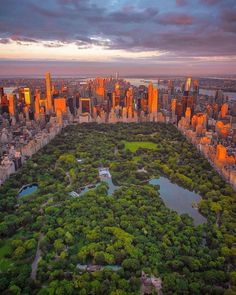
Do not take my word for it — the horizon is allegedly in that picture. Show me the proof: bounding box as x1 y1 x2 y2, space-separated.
1 60 236 78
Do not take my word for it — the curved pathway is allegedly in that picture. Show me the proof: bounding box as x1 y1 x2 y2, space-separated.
31 233 44 281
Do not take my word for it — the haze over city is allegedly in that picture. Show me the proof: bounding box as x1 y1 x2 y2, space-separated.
0 0 236 76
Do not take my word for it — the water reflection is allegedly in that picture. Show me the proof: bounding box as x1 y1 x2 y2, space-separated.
18 183 38 198
149 177 206 225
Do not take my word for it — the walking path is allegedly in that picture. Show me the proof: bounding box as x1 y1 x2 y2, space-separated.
31 233 44 281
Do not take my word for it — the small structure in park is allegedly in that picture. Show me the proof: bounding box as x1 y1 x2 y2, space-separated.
76 158 84 163
98 167 111 178
141 271 162 295
69 191 80 198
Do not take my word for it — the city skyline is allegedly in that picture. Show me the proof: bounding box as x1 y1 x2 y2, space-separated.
0 0 236 75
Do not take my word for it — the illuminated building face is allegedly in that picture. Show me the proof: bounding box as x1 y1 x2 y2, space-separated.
221 103 228 118
148 82 158 113
216 144 227 162
8 94 16 115
171 99 176 113
185 77 192 92
54 98 67 113
24 88 31 105
95 77 105 98
45 72 52 112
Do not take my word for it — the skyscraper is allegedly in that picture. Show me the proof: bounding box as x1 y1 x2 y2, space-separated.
148 82 153 112
95 77 105 98
193 80 199 95
151 88 158 113
54 98 67 114
148 82 158 113
34 89 40 120
8 94 17 116
45 72 52 113
185 77 192 92
23 87 31 105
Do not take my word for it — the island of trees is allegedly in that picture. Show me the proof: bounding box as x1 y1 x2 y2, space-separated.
0 122 235 294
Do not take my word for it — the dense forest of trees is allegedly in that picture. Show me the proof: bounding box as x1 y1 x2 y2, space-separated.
0 122 235 294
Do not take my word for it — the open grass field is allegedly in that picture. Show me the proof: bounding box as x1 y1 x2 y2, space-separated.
124 141 157 152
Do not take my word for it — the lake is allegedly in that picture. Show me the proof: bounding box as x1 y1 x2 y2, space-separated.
149 177 206 225
18 183 38 198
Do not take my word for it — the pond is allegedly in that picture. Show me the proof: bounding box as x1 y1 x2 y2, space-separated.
77 168 119 197
18 183 38 198
149 177 206 225
105 178 119 195
79 178 119 196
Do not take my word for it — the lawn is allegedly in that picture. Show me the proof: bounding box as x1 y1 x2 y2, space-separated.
124 141 157 152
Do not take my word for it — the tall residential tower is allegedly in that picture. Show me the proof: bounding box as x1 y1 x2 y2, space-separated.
45 72 52 113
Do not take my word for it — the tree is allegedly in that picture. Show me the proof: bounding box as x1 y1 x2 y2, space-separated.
54 239 64 253
13 246 25 259
8 285 21 295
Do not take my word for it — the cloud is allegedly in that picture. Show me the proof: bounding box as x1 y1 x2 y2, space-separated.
43 42 65 48
109 7 159 23
200 0 221 5
176 0 188 6
158 13 194 25
0 38 11 44
219 9 236 33
10 35 38 43
0 0 235 62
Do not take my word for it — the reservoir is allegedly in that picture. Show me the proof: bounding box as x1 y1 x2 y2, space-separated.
149 177 206 225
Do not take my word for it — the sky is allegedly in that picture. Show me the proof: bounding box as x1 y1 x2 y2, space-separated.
0 0 236 76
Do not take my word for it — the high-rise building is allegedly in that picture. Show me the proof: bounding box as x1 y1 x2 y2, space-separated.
54 98 67 114
1 94 9 114
95 77 105 98
45 72 52 113
0 87 4 98
148 82 158 114
185 77 192 92
8 94 17 116
23 87 31 105
215 90 224 106
148 82 154 112
171 98 176 114
126 87 133 109
80 98 91 114
185 107 191 125
67 97 76 115
176 101 183 122
168 80 174 96
221 103 228 118
193 80 199 95
151 88 158 113
34 89 40 120
216 144 227 162
115 82 121 97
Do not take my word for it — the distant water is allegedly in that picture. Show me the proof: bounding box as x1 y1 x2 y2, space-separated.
18 184 38 198
149 177 206 225
125 78 236 100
